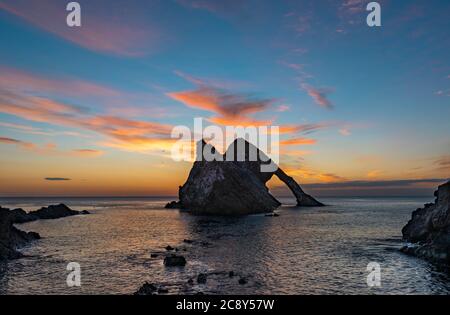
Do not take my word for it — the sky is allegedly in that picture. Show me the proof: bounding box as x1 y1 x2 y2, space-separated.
0 0 449 197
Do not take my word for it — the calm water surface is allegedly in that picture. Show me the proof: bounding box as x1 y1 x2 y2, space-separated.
1 196 449 295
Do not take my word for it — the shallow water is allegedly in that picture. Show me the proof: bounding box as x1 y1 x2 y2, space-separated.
0 196 449 295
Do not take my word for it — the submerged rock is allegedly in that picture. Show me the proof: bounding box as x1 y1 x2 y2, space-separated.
163 254 187 267
197 273 208 284
134 282 158 295
168 139 323 215
402 181 450 264
238 277 248 285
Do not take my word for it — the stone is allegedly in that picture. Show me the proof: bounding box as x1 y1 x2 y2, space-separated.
163 254 187 267
167 139 323 215
402 181 450 264
197 273 208 284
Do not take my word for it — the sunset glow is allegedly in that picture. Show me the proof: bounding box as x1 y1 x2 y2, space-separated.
0 0 449 197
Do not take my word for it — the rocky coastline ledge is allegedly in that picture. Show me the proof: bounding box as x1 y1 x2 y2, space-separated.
166 139 323 215
0 204 89 261
401 181 450 264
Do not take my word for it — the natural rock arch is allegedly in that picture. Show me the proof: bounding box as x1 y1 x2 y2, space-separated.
167 139 323 215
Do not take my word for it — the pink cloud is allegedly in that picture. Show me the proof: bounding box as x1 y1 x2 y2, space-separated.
0 67 119 98
0 0 161 56
301 83 334 109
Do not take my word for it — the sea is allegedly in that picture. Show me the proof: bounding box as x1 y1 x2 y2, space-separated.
0 196 449 295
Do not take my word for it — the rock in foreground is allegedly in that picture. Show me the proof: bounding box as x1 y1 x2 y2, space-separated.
164 254 187 267
170 139 323 215
0 207 40 261
401 181 450 264
1 204 88 260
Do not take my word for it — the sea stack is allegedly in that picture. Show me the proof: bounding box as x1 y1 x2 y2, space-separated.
401 181 450 264
167 139 323 215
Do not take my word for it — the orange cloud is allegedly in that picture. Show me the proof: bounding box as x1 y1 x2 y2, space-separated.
168 85 274 126
367 170 382 178
0 89 175 154
280 137 317 146
71 149 104 157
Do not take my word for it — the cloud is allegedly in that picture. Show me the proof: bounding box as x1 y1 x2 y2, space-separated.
71 149 103 157
367 170 382 179
279 122 335 135
0 86 175 154
0 136 34 149
0 135 104 157
168 83 275 126
0 0 161 56
339 128 351 136
304 179 447 189
280 137 317 146
0 67 119 99
434 155 450 171
45 178 71 181
276 105 290 112
301 83 334 109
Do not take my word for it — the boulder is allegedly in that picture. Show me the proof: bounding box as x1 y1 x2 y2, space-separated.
134 282 158 295
238 277 248 285
163 254 187 267
169 139 323 215
401 181 450 263
197 273 208 284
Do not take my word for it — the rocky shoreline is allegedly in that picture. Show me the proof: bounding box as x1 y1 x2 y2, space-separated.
135 238 252 295
0 204 89 261
401 181 450 264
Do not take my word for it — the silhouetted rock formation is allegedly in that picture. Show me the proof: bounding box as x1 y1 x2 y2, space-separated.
0 207 40 261
10 204 88 224
401 181 450 264
168 139 323 215
1 204 88 260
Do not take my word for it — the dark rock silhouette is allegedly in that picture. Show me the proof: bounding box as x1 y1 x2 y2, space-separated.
163 254 187 267
9 204 88 224
169 139 323 215
0 207 40 261
238 277 248 285
134 282 158 295
28 204 87 220
165 201 182 209
401 181 450 263
197 273 208 284
1 204 88 260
